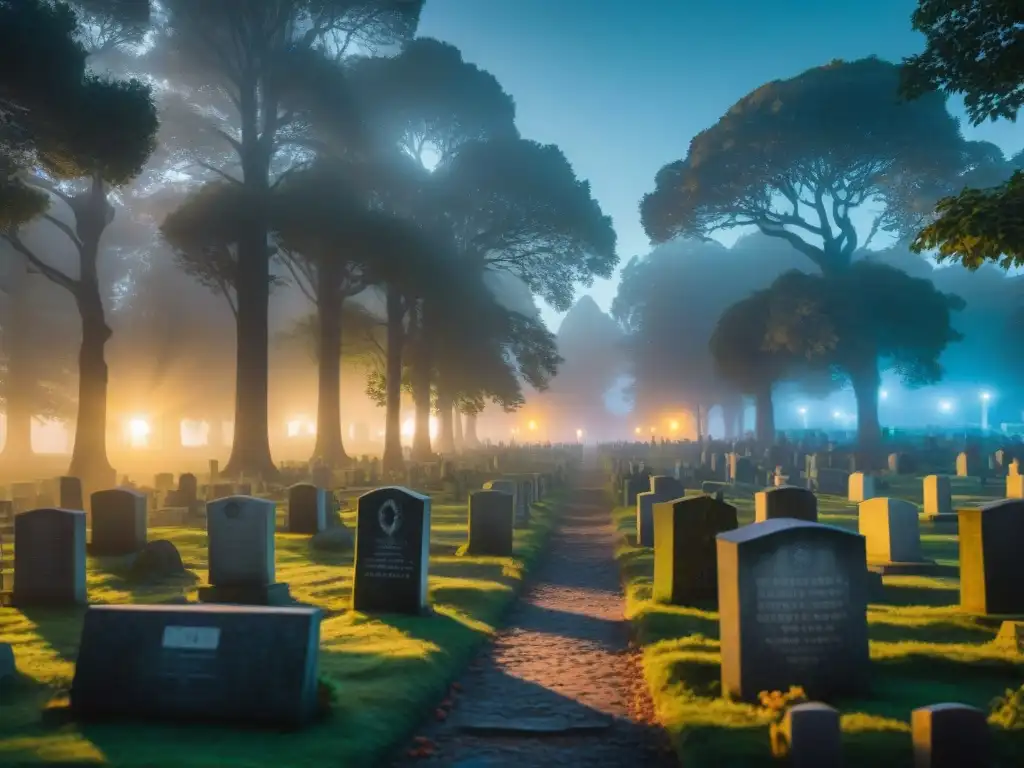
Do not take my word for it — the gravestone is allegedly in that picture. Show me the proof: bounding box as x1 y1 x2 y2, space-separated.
958 498 1024 615
622 476 642 506
994 620 1024 654
58 476 84 511
1007 462 1023 499
352 486 431 615
911 703 990 768
71 604 321 728
781 702 841 768
466 490 514 556
650 475 685 500
955 452 970 477
858 497 935 574
13 508 87 606
209 483 235 501
179 473 198 504
0 641 13 684
287 483 328 535
208 459 219 483
728 454 755 484
154 473 175 493
636 489 674 547
199 496 287 605
484 479 525 528
652 495 737 606
847 472 875 503
90 488 147 556
923 475 954 519
754 486 818 524
814 468 849 496
716 518 870 701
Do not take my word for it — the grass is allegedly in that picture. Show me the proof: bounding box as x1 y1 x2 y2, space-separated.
613 475 1024 767
0 491 563 767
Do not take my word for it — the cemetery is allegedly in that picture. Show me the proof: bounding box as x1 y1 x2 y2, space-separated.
0 461 564 765
612 454 1024 765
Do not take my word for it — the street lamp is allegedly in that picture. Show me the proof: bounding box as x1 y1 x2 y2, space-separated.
980 390 992 431
797 406 808 429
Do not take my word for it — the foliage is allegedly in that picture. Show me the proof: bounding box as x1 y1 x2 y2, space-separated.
710 288 799 395
989 684 1024 730
900 0 1024 125
640 57 966 273
280 302 386 367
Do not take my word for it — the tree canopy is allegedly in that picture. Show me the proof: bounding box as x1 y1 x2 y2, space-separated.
640 57 966 274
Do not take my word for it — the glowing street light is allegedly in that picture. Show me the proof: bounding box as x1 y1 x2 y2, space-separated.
527 420 537 431
669 420 679 432
832 410 843 420
575 428 583 442
797 406 808 429
938 399 954 414
980 390 993 431
634 426 641 436
879 389 888 400
126 416 151 448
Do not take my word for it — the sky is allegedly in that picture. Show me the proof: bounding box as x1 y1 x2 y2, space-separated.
418 0 1023 331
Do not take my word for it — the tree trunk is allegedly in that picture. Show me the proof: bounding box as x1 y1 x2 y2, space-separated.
464 412 480 447
849 360 882 470
311 271 348 468
754 386 776 444
222 95 277 480
452 403 464 452
436 387 455 455
1 266 36 465
409 303 433 462
382 286 405 474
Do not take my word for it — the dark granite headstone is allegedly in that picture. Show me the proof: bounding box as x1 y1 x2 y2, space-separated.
911 703 991 768
352 486 430 615
59 476 84 511
199 496 287 605
958 499 1024 615
71 604 321 728
650 475 685 499
90 488 147 556
814 468 849 496
13 508 87 606
287 483 328 534
782 702 841 768
716 518 870 701
178 473 198 504
652 495 737 606
755 486 818 523
467 490 514 556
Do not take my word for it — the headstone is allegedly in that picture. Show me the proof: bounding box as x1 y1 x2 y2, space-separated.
716 518 870 701
754 486 818 523
179 473 198 503
652 495 737 606
994 620 1024 654
58 476 84 510
198 496 287 605
352 486 430 615
858 497 933 572
923 475 953 518
911 703 990 768
287 483 328 535
208 459 219 483
129 540 186 582
154 473 175 493
1007 464 1023 499
13 508 87 606
484 479 525 527
958 499 1024 615
70 604 321 728
814 468 849 496
780 702 841 768
466 490 514 556
90 488 147 556
955 452 970 477
650 475 685 499
847 472 875 503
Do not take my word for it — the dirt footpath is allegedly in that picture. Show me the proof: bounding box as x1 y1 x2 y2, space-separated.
392 482 676 768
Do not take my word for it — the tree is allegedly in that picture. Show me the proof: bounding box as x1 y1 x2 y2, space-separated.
153 0 422 478
640 57 966 275
901 1 1024 268
0 2 157 486
765 263 965 459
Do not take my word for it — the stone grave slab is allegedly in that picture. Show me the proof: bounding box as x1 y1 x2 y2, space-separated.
653 495 737 606
911 703 990 768
90 488 147 556
858 497 939 575
847 472 875 503
717 518 870 701
781 702 841 768
13 508 87 607
994 620 1024 655
287 483 328 535
958 499 1024 615
70 604 320 728
754 486 818 524
466 490 514 556
352 486 431 615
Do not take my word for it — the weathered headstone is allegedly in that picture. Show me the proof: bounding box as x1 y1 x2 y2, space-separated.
198 496 286 605
287 483 328 535
754 486 818 524
352 486 431 615
958 498 1024 615
1007 462 1023 499
911 703 990 768
58 476 84 511
994 620 1024 655
13 508 87 606
154 473 175 493
814 468 849 496
90 488 147 556
650 475 685 500
847 472 875 503
484 479 525 527
858 497 934 573
923 475 953 519
780 702 841 768
208 459 219 483
70 604 321 728
652 495 737 606
716 518 870 701
466 490 514 556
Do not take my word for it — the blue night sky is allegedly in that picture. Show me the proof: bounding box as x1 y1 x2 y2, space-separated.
418 0 1023 330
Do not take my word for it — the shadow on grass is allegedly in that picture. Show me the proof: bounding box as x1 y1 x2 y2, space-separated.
880 582 960 607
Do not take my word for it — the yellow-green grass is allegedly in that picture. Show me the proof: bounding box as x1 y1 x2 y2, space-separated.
0 493 562 767
614 479 1024 767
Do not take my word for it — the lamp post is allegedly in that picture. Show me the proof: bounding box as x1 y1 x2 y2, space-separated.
980 391 991 432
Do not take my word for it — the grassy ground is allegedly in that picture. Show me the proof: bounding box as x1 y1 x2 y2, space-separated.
0 492 562 767
613 476 1024 767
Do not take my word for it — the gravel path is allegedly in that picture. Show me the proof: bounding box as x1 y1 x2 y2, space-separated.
392 477 676 768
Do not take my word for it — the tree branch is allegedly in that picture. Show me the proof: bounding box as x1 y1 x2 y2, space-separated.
42 214 83 250
195 161 243 185
1 233 79 294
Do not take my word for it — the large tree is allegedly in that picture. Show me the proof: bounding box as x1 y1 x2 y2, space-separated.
641 57 966 275
900 1 1024 267
153 0 422 478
